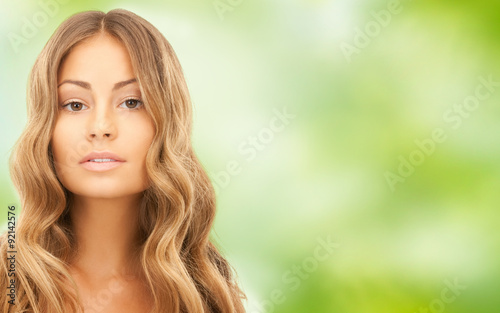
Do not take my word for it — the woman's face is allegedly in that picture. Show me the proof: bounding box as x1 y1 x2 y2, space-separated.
51 33 155 199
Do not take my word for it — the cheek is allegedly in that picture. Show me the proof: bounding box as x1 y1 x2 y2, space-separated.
126 116 155 160
51 122 70 184
51 120 69 166
51 118 86 174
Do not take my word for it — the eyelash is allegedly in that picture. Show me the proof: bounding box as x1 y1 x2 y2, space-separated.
61 97 143 113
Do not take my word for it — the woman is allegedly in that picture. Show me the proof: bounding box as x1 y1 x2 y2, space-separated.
0 9 246 313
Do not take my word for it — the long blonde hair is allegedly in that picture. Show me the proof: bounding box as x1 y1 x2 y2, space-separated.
0 9 246 313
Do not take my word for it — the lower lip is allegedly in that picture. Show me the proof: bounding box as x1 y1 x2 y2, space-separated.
80 161 125 172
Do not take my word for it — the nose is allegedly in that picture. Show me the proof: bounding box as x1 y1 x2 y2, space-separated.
88 104 117 140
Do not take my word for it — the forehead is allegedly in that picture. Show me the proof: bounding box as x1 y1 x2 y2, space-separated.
58 33 135 84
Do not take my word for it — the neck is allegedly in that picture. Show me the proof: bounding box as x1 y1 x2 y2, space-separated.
69 193 144 279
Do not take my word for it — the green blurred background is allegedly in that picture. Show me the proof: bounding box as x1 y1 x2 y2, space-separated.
2 0 500 312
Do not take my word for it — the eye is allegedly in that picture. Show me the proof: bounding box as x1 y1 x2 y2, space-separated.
120 98 143 109
62 101 88 112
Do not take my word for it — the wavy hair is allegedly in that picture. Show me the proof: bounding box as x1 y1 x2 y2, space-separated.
0 9 246 313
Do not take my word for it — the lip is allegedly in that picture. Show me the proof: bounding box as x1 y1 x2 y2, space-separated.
79 151 126 172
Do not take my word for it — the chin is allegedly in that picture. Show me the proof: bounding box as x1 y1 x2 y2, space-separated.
72 190 126 199
67 185 144 199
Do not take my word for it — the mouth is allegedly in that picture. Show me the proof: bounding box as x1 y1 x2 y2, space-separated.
87 158 120 162
79 152 126 172
80 159 125 172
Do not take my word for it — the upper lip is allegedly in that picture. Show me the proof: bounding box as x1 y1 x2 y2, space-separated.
79 151 125 163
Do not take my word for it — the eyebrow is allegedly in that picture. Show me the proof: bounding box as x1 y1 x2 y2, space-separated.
57 78 137 91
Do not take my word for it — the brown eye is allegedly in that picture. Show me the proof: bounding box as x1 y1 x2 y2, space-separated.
120 98 142 109
63 101 87 112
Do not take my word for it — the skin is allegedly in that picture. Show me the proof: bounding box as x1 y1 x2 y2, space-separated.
51 32 154 312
